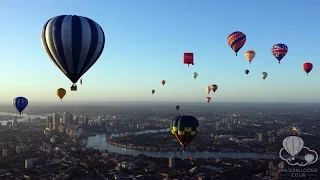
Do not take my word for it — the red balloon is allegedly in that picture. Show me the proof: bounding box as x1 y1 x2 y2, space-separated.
302 62 313 75
183 53 194 66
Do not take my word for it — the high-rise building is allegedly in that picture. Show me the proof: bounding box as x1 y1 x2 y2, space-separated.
2 149 7 157
16 145 21 153
53 113 60 126
25 159 33 169
13 116 18 127
46 116 53 129
49 123 53 132
169 157 175 168
72 114 79 125
63 111 72 125
84 116 89 125
258 133 263 141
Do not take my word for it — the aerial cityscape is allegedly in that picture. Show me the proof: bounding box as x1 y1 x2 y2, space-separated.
1 0 319 180
0 103 319 179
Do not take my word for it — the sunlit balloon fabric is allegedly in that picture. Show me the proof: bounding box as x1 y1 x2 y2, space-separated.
41 15 105 90
170 115 200 148
13 97 28 115
56 88 66 101
271 43 288 63
244 50 255 64
227 31 246 56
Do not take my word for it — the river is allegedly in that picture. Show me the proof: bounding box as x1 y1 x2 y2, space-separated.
83 129 280 159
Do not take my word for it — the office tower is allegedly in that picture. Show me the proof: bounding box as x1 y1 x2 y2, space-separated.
258 133 263 141
215 122 220 129
63 111 72 125
49 123 53 132
12 116 18 127
169 157 175 168
25 159 33 169
46 116 53 129
84 116 89 125
16 145 21 153
53 113 60 127
2 149 7 157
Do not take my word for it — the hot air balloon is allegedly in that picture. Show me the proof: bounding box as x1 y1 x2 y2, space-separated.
176 105 180 111
41 15 105 91
227 31 246 56
206 97 211 103
271 43 288 64
211 84 218 93
282 136 304 160
192 72 198 79
152 89 155 94
56 88 66 101
244 50 255 64
305 154 315 164
303 62 313 75
245 70 249 75
206 86 211 94
261 72 268 80
170 115 200 148
161 80 166 86
13 97 28 115
80 78 83 85
184 53 194 67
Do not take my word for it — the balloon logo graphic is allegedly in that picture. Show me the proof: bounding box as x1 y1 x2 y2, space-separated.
305 154 314 164
282 136 304 160
279 136 319 166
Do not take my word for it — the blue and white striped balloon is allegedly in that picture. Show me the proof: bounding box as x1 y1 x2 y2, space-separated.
41 15 105 85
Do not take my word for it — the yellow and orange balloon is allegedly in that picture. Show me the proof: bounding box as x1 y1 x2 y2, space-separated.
56 88 66 101
244 50 256 64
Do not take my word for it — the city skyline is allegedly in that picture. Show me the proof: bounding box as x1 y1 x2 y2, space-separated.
0 0 319 103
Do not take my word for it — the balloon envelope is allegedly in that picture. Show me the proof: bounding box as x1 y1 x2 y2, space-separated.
13 97 28 115
271 43 288 63
184 53 194 66
192 72 198 79
170 115 200 148
227 31 246 56
244 50 255 63
303 62 313 74
41 15 105 85
245 70 249 74
56 88 66 100
176 105 180 111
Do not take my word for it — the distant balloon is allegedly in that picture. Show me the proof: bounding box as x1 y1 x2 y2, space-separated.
56 88 66 101
170 115 200 148
305 154 315 164
244 50 256 64
192 72 198 79
13 97 28 115
206 86 211 94
271 43 288 64
161 80 166 86
282 136 304 160
261 72 268 80
184 53 194 67
211 84 218 93
245 70 249 75
206 97 211 103
41 15 105 91
302 62 313 75
227 31 246 56
176 105 180 111
152 89 155 94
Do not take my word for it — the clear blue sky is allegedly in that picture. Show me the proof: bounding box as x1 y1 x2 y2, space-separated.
0 0 319 104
